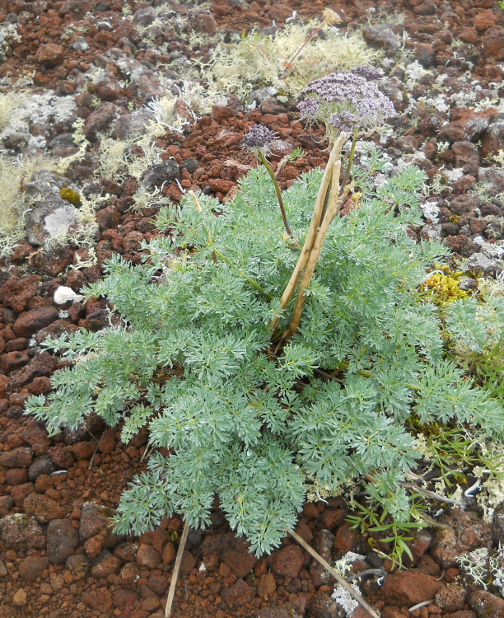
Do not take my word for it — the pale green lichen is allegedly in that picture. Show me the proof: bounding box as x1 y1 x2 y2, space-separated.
457 544 504 597
457 547 491 588
193 20 382 102
0 152 55 256
0 90 26 132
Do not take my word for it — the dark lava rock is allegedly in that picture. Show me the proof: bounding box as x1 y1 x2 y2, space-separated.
79 502 122 549
221 578 256 608
19 556 49 582
362 25 401 55
66 554 90 580
47 518 79 565
140 160 179 192
469 590 504 618
309 590 346 618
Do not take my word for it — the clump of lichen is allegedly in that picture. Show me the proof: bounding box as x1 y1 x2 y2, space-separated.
193 20 382 102
59 187 81 207
0 152 53 258
422 265 469 306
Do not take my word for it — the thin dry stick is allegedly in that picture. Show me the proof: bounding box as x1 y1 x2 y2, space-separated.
364 473 463 511
398 482 464 507
88 442 100 471
270 133 346 332
281 24 323 77
418 514 451 530
257 150 295 240
86 430 100 471
281 9 341 78
165 520 190 618
275 154 290 181
140 443 153 463
283 159 342 341
289 529 380 618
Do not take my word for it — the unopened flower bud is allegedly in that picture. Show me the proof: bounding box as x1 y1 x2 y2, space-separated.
241 124 277 157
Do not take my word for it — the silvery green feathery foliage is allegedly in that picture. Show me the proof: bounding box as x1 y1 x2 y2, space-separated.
445 295 504 353
25 162 504 556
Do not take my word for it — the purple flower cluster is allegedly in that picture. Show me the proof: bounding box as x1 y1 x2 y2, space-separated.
297 69 395 138
350 65 383 81
241 124 277 155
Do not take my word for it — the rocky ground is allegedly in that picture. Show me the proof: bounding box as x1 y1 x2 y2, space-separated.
1 0 504 617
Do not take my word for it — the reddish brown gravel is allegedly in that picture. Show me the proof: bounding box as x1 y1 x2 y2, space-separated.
0 0 504 617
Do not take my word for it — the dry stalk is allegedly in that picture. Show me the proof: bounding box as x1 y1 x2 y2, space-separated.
270 132 346 333
88 442 100 471
399 482 464 507
140 443 153 463
288 528 380 618
283 159 342 341
364 473 464 508
165 520 190 618
86 430 100 471
188 190 202 213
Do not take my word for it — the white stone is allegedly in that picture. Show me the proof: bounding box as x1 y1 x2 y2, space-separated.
44 204 78 239
53 286 84 305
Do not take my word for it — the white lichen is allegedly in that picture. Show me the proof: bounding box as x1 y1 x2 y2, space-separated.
331 552 367 616
444 168 464 183
420 201 440 224
457 547 490 588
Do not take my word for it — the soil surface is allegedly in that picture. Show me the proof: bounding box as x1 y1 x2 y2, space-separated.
1 0 504 618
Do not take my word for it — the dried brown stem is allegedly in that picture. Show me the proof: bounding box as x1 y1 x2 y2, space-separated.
140 443 152 463
86 430 100 471
398 482 464 507
270 133 346 333
282 159 342 341
88 441 99 471
165 520 190 618
289 528 380 618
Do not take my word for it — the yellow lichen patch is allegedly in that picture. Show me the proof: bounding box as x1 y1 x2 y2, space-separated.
59 187 81 207
422 265 469 306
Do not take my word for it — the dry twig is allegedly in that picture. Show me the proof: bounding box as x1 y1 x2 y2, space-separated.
283 158 342 340
165 520 190 618
270 132 346 333
86 430 100 471
289 528 380 618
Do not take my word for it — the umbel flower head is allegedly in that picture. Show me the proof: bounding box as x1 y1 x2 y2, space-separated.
350 65 383 81
241 124 277 158
297 69 395 142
